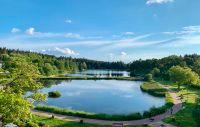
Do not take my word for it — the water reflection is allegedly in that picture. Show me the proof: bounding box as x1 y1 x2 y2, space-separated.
36 80 165 115
66 70 130 77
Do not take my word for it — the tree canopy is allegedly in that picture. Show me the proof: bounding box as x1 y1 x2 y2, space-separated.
169 66 199 89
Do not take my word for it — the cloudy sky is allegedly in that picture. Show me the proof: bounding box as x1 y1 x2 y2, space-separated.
0 0 200 62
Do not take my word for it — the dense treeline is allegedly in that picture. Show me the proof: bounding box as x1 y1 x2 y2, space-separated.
1 47 200 79
74 58 127 70
129 54 200 78
0 47 127 76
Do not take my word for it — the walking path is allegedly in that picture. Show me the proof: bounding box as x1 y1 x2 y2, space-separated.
32 85 182 126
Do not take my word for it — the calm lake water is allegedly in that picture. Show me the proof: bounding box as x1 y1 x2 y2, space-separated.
66 70 130 77
37 79 165 115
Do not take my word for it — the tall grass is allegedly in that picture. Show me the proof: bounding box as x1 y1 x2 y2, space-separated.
140 82 167 97
35 103 173 121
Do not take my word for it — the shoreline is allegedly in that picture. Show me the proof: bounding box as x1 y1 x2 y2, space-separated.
40 76 143 81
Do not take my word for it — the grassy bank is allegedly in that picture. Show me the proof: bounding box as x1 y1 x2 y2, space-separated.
32 114 110 127
140 82 167 97
35 102 173 121
154 78 200 127
163 104 197 127
32 115 152 127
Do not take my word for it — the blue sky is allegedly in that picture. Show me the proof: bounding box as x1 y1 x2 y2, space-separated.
0 0 200 62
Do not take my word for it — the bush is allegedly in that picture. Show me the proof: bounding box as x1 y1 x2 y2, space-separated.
142 104 172 118
25 122 39 127
144 73 153 81
37 122 46 127
48 91 61 98
35 103 173 121
35 105 143 121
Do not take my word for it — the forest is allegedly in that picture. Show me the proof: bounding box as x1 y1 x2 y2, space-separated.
0 47 127 76
1 48 200 81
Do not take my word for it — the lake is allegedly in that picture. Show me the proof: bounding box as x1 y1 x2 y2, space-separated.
66 70 130 77
37 79 165 115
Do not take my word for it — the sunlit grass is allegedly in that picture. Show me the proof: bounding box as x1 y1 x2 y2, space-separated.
32 114 152 127
156 78 200 127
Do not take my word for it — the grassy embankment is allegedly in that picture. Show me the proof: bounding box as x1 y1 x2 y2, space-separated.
140 82 167 97
33 115 152 127
155 78 199 127
140 81 173 105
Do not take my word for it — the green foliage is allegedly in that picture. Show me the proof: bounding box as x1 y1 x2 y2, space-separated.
25 122 39 127
143 104 172 118
169 66 199 89
0 54 47 124
164 104 197 127
48 91 61 98
140 82 166 97
0 90 32 123
33 114 152 127
0 48 127 77
192 105 200 127
150 67 160 77
165 92 174 106
129 54 200 80
3 54 43 93
144 74 153 81
29 93 48 102
33 114 109 127
35 103 172 121
35 105 143 121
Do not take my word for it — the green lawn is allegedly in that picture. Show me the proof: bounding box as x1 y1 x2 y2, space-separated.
163 104 197 127
32 115 151 127
156 78 200 127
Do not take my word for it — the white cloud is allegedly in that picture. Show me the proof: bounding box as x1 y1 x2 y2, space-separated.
182 25 200 33
38 47 79 56
55 47 79 55
123 32 134 35
100 34 153 51
121 51 127 56
64 33 81 38
163 25 200 35
41 49 46 52
11 28 21 33
146 0 174 4
22 27 101 40
25 27 35 35
65 19 72 24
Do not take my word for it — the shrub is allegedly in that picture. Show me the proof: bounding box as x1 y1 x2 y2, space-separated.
25 122 39 127
35 105 143 120
35 104 172 121
48 91 61 98
37 122 46 127
144 73 153 81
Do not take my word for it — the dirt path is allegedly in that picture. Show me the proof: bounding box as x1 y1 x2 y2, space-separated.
32 86 182 126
